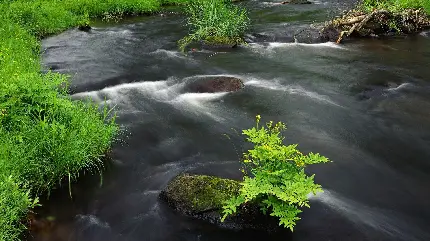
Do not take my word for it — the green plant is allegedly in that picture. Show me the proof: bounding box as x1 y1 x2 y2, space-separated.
179 0 250 51
0 175 38 241
222 115 331 231
361 0 430 14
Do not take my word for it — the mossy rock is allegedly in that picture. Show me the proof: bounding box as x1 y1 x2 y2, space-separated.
160 174 285 232
160 174 240 214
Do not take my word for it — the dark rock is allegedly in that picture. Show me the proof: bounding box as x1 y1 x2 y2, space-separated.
293 26 341 43
159 174 285 233
201 41 238 50
186 76 244 93
247 26 339 45
245 33 294 43
319 25 341 42
281 0 312 4
78 25 91 32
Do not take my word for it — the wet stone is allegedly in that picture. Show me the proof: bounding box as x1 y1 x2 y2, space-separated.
186 76 244 93
78 25 91 32
281 0 312 4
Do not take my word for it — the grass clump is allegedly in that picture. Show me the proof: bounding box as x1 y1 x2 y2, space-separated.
0 11 119 240
361 0 430 14
179 0 250 51
222 116 331 231
0 176 38 241
0 0 188 239
1 0 248 238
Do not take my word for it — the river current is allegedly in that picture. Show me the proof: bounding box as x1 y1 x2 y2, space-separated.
33 1 430 240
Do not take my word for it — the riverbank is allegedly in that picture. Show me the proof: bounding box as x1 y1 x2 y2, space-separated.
0 0 190 240
324 0 430 43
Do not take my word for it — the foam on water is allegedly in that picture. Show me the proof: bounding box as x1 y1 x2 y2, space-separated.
170 92 229 122
248 41 347 51
387 83 412 92
72 78 181 102
245 79 343 107
269 41 346 49
149 49 188 60
72 75 233 122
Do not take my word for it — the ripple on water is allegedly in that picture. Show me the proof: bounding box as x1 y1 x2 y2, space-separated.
244 78 343 107
311 190 430 241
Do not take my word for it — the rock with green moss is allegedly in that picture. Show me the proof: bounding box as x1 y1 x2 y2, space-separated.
160 174 283 232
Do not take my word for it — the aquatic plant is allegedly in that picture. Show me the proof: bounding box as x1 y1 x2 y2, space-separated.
221 115 331 231
179 0 250 51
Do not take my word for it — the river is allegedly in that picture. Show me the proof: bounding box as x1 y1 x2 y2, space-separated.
32 0 430 240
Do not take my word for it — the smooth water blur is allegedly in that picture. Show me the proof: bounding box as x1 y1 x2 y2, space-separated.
32 1 430 241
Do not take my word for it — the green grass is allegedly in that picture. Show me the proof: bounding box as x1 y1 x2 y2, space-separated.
0 0 189 240
361 0 430 14
178 0 250 51
0 176 38 241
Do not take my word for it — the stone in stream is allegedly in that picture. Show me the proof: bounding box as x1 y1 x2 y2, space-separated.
246 26 340 44
200 41 239 51
78 24 91 32
281 0 312 4
186 76 244 93
159 174 286 233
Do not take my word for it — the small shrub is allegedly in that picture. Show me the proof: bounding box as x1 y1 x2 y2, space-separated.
179 0 250 51
222 115 331 231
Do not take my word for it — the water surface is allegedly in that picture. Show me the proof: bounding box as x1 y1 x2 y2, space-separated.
33 1 430 240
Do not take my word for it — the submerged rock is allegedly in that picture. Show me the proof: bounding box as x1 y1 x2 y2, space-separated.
160 174 283 232
201 41 239 50
281 0 312 4
186 76 244 93
294 26 341 43
246 25 340 44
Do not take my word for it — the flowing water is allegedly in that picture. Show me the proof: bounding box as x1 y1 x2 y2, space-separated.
32 0 430 240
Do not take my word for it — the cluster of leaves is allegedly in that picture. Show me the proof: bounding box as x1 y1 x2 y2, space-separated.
178 0 250 51
222 115 330 231
0 176 38 241
361 0 430 14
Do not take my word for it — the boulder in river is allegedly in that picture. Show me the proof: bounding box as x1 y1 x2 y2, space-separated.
201 41 239 50
281 0 312 4
159 174 285 232
187 76 244 93
78 24 91 32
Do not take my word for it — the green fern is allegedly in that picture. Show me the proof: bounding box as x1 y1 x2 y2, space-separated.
222 115 331 231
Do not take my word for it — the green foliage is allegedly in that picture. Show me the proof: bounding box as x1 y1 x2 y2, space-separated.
1 0 163 37
179 0 250 51
361 0 430 14
0 0 189 239
0 175 38 241
222 115 331 231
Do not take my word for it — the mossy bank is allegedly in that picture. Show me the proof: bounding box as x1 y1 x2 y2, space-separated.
323 0 430 43
0 0 189 240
